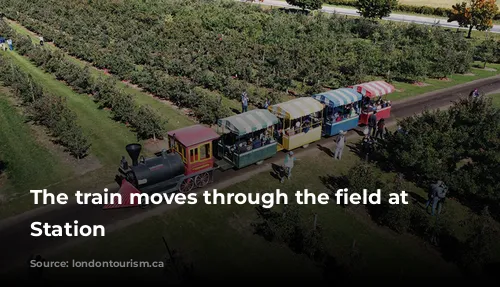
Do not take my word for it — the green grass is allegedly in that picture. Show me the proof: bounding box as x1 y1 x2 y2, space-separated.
389 63 500 101
488 93 500 107
52 145 463 281
0 91 72 197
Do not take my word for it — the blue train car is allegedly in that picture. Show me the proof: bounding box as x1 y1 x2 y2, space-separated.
312 88 363 136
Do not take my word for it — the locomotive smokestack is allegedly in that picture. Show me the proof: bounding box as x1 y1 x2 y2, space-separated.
126 143 142 166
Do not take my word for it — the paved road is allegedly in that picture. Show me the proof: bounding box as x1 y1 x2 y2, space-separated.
242 0 500 33
1 74 500 275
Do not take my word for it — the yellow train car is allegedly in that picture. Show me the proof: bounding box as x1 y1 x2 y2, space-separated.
268 97 324 151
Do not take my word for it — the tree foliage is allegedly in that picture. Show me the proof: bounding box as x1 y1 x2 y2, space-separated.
286 0 323 10
0 57 90 159
0 20 168 139
474 38 498 67
448 0 499 38
0 0 477 123
378 97 500 205
355 0 399 19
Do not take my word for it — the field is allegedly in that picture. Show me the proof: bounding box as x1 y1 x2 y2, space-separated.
0 0 499 283
1 0 500 217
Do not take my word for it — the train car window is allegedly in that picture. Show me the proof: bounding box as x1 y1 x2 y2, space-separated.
199 143 210 160
190 149 199 162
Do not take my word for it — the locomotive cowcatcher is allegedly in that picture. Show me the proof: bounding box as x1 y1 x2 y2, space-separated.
104 125 220 209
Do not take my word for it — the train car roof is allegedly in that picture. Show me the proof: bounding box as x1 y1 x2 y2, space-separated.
349 81 395 98
167 124 220 147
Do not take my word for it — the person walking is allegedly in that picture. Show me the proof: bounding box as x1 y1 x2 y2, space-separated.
241 91 249 113
368 111 377 137
6 38 13 50
333 130 346 160
375 118 385 139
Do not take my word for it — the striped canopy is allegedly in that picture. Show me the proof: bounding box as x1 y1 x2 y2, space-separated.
351 81 395 98
217 109 278 136
312 88 362 108
269 97 324 119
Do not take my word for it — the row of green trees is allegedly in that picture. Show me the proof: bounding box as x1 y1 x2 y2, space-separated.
0 56 90 158
0 0 476 122
0 20 167 139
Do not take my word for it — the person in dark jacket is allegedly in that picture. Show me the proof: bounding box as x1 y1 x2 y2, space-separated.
375 118 385 139
368 111 377 137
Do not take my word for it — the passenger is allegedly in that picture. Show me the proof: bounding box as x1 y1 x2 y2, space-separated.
253 138 261 149
350 106 357 118
336 115 342 122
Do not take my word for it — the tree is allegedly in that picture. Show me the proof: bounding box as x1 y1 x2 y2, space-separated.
378 97 500 205
355 0 399 19
448 0 499 38
134 105 166 140
475 38 497 68
459 207 499 269
286 0 323 11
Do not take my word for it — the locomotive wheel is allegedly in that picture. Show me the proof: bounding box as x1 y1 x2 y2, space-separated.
195 172 210 187
180 178 195 193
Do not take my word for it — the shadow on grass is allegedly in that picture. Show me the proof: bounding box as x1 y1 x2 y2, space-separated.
270 163 285 182
316 144 333 157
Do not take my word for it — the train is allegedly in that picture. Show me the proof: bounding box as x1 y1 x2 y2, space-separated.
104 80 395 209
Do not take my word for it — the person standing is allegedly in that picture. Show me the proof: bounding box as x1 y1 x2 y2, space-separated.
241 91 249 113
282 151 297 183
6 38 12 50
368 111 377 137
334 130 346 160
375 118 385 139
426 181 447 216
263 98 270 109
0 36 5 51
